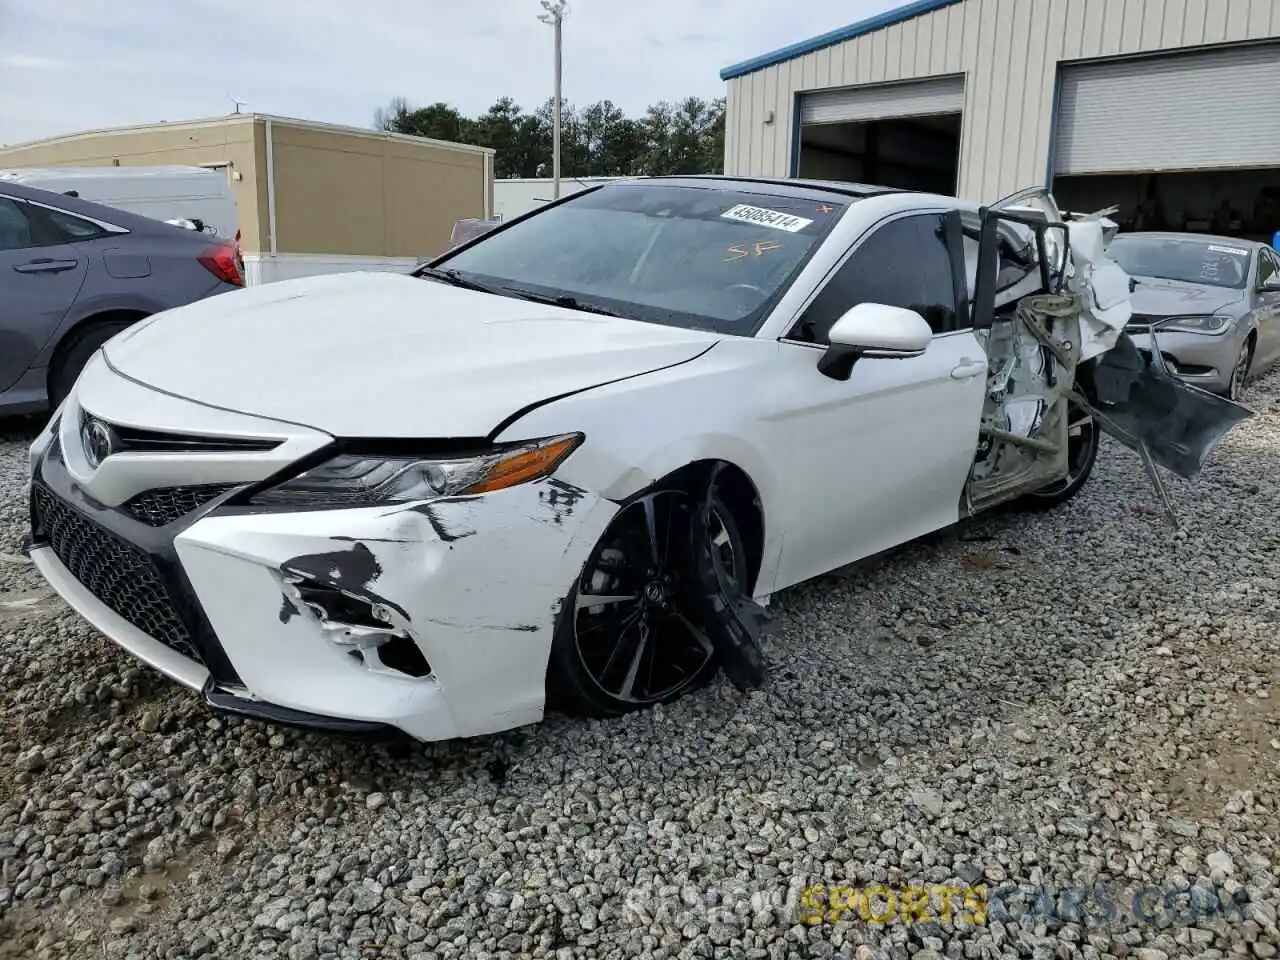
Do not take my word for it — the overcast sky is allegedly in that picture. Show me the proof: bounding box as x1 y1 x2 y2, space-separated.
0 0 895 145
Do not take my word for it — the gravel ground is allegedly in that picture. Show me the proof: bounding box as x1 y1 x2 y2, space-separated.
2 373 1279 960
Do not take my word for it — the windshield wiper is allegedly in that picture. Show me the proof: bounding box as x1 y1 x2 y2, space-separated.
416 266 506 295
498 286 628 319
419 268 626 317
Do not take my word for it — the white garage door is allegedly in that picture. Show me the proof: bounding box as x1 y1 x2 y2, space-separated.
1054 43 1280 176
799 75 964 126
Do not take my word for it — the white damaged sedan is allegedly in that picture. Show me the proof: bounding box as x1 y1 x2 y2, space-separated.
26 177 1251 741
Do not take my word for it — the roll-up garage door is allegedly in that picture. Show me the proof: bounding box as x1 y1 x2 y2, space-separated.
799 75 965 126
1054 42 1280 176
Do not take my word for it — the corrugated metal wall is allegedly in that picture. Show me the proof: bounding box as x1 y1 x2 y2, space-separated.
724 0 1280 199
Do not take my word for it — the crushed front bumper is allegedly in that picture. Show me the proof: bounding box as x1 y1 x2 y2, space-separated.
29 428 616 742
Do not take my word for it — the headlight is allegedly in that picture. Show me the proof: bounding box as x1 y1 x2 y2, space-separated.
251 433 583 507
1159 315 1231 335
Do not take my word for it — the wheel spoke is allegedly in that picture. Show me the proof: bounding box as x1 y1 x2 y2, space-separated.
596 612 643 677
576 592 639 611
617 626 650 700
595 558 646 580
676 614 716 655
641 496 661 567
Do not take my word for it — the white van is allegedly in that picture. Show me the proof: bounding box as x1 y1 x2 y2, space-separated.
0 165 239 241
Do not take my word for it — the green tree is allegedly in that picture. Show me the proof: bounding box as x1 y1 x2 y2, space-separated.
374 94 725 179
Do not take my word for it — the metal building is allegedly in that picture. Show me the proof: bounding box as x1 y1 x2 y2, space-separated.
721 0 1280 239
0 114 496 283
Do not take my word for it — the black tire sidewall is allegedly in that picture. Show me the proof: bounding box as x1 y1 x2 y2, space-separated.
49 320 135 406
1022 414 1101 508
1229 339 1254 401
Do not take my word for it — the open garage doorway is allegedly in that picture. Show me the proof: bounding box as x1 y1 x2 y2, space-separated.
795 75 965 193
798 114 961 194
1054 169 1280 245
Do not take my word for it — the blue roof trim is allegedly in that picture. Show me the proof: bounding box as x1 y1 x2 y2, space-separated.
719 0 965 81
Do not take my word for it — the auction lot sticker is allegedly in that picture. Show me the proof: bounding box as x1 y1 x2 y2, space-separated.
721 204 814 233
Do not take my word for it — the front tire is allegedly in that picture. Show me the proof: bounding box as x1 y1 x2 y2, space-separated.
1022 406 1100 509
546 486 749 718
1226 335 1254 402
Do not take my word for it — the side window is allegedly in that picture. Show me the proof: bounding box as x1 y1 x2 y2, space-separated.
43 207 107 242
791 214 958 343
0 198 37 251
1258 249 1278 288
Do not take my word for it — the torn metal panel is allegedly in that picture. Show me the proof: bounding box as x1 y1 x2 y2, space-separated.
967 293 1080 513
173 478 617 741
1064 214 1132 362
1076 332 1254 481
967 188 1246 518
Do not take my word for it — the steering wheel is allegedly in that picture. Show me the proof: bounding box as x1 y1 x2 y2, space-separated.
726 282 767 303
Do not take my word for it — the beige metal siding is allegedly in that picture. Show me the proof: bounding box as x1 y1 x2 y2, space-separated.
266 120 490 260
725 0 1280 199
0 116 495 259
266 121 488 260
0 117 265 250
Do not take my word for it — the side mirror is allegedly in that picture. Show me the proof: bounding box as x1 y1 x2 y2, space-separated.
1260 275 1280 294
818 303 932 381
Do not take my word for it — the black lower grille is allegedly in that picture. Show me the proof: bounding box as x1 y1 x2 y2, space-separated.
122 484 237 527
31 485 204 664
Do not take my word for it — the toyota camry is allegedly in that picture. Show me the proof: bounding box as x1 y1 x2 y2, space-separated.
26 177 1250 742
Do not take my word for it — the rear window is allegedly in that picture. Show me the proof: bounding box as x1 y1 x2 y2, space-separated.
433 182 850 334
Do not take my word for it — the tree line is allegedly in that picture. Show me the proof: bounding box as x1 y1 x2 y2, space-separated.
373 96 726 179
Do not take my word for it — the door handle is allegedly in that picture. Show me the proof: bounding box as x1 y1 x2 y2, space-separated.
950 358 987 380
14 258 79 274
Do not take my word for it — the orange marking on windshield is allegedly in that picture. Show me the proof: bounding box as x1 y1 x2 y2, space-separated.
726 239 784 262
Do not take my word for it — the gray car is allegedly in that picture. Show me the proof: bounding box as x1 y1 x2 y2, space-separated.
1107 232 1280 400
0 181 243 416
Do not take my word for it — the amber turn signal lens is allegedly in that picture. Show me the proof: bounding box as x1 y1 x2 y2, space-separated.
466 434 583 494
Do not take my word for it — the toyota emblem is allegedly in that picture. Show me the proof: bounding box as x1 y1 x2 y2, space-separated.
81 418 116 469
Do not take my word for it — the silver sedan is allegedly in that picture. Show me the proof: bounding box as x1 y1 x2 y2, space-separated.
1107 232 1280 400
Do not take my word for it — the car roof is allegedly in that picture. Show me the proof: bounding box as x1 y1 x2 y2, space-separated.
606 174 908 203
0 178 197 236
1116 231 1263 250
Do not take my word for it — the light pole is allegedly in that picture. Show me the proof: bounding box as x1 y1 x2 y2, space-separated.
538 0 567 199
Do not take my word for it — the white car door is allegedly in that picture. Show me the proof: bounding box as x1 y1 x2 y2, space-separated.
760 210 988 591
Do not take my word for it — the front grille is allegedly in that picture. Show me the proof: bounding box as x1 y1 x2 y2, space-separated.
31 485 204 664
77 413 281 455
122 484 237 527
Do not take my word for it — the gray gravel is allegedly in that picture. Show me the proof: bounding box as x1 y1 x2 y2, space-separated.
2 373 1279 960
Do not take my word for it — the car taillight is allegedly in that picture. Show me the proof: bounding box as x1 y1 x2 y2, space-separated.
199 242 243 287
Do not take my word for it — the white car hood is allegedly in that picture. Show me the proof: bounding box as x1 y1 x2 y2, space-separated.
103 271 719 438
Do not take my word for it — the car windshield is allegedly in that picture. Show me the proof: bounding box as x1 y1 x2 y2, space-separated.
1109 236 1252 290
427 182 849 334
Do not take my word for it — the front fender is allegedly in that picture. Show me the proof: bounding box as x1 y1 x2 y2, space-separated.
493 340 787 592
